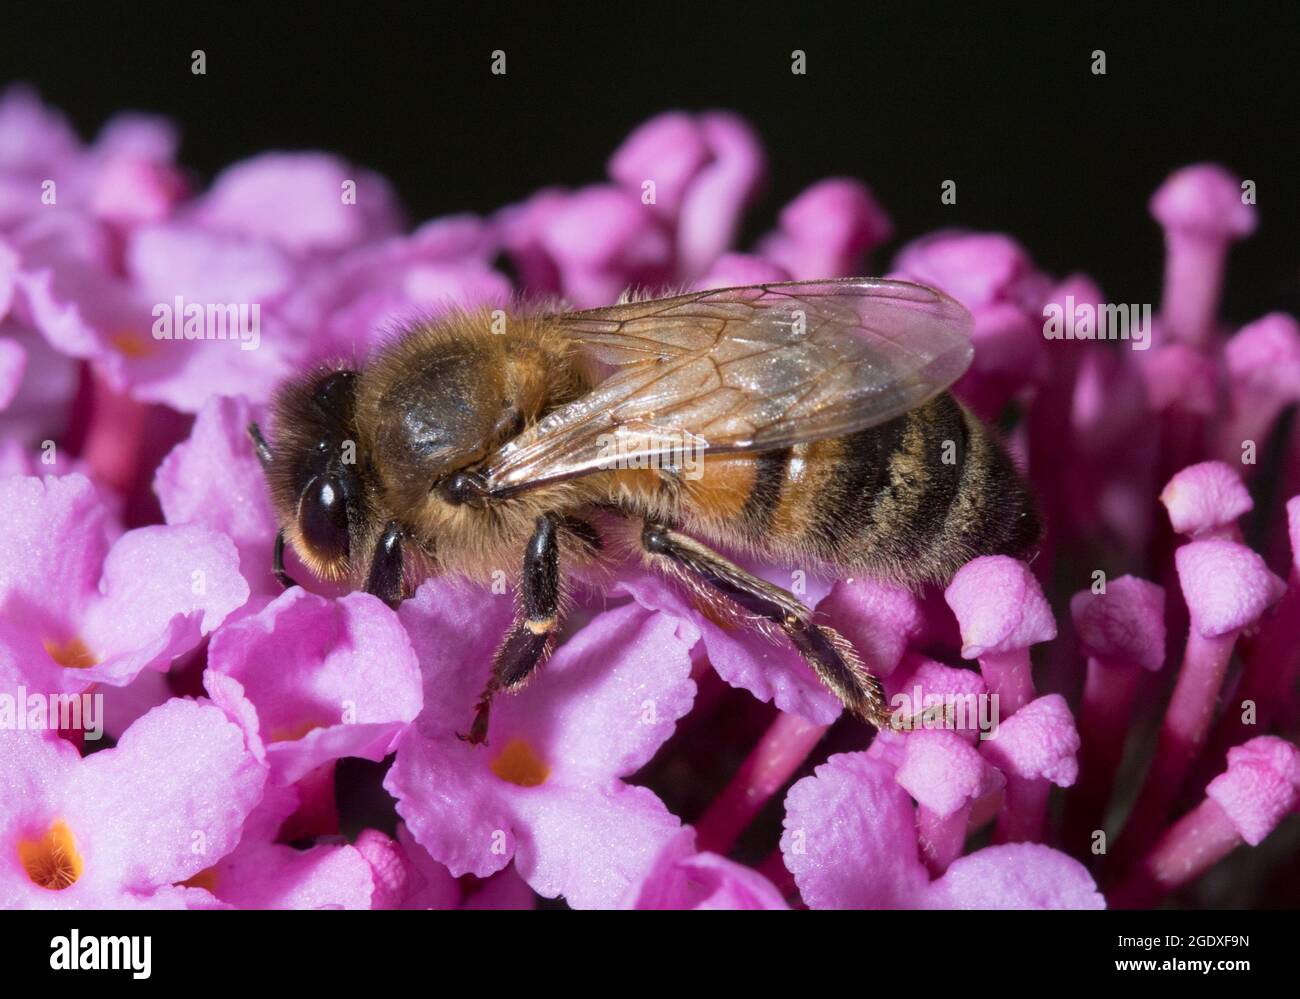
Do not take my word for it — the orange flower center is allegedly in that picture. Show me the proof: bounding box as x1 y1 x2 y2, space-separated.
18 820 84 891
43 636 101 669
109 331 156 359
490 738 550 787
268 719 324 743
178 867 220 893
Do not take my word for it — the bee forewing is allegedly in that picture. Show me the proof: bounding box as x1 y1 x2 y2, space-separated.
485 278 974 495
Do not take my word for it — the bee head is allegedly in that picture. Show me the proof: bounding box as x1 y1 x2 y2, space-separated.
262 367 373 581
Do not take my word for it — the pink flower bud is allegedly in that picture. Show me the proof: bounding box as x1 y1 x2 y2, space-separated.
946 556 1057 658
1070 575 1166 672
1205 736 1300 846
758 178 893 279
1150 164 1256 241
898 729 998 818
1160 461 1253 539
1149 164 1256 347
1175 539 1286 638
607 112 710 219
1139 343 1219 414
982 694 1080 787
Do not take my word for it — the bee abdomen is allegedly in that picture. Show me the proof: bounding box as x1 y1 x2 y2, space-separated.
680 393 1040 585
749 394 1039 583
933 403 1042 574
804 396 965 579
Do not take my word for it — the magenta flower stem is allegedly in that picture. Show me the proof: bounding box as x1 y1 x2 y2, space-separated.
1108 798 1239 908
694 711 828 854
1205 575 1300 765
977 650 1033 716
994 776 1050 844
1160 234 1228 348
1114 629 1237 861
1064 657 1141 849
917 802 970 874
83 372 147 494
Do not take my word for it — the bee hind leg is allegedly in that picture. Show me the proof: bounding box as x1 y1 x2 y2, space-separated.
640 522 892 729
462 512 563 745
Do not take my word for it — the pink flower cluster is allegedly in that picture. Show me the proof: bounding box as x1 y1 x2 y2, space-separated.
1 91 1297 909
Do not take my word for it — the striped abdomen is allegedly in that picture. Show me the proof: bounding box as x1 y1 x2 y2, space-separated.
678 393 1041 585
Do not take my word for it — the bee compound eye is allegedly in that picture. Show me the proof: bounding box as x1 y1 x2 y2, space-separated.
300 475 350 561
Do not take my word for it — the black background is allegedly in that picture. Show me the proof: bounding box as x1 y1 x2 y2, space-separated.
4 2 1298 320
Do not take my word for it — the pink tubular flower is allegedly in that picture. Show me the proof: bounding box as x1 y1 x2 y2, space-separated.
780 753 1102 909
756 178 893 279
0 474 247 696
0 87 186 233
619 569 843 725
1065 575 1165 848
0 699 265 907
11 220 301 411
357 823 535 910
1111 736 1300 907
944 556 1057 715
187 785 375 910
817 576 925 683
624 828 788 910
205 587 422 786
980 694 1080 844
897 729 1000 873
1220 313 1300 463
188 152 402 256
1207 496 1300 763
521 110 768 294
1149 164 1256 347
538 184 672 308
385 578 697 909
1116 535 1285 859
6 125 410 412
693 710 830 855
279 214 511 359
607 112 712 221
690 580 926 856
153 394 281 605
670 113 765 280
892 230 1051 418
1160 460 1253 540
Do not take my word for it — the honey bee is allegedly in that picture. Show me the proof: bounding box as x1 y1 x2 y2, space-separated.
250 279 1040 743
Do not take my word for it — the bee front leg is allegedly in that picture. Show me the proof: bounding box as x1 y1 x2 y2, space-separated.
364 520 405 608
272 531 297 591
248 421 300 591
463 512 562 745
640 522 893 729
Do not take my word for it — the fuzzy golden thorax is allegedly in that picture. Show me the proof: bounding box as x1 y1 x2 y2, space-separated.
269 309 600 588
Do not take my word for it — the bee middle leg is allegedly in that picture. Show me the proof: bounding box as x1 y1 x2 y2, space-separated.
463 512 563 745
640 521 893 728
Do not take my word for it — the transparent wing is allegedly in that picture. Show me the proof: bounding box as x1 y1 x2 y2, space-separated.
485 278 973 497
